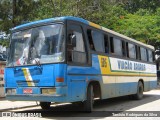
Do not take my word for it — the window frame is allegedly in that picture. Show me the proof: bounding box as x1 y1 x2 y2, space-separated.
140 47 148 62
86 26 108 55
66 21 89 66
127 42 136 59
148 49 154 63
109 36 155 64
91 30 105 52
109 35 124 57
104 34 109 54
67 21 155 66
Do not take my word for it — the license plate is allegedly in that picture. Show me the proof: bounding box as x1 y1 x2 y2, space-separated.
23 88 33 94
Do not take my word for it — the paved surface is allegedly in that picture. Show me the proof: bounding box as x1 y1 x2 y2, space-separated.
0 98 37 111
0 88 160 120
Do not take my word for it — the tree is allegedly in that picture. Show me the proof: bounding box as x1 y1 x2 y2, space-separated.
0 0 12 32
0 0 40 32
123 0 160 13
112 8 160 48
1 0 160 48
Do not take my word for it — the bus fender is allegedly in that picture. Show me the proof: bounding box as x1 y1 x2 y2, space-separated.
84 80 101 101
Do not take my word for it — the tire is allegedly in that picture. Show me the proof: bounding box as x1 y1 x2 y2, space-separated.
133 81 144 100
40 102 51 110
83 84 94 112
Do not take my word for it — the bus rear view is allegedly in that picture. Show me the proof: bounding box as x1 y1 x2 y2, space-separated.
5 18 67 109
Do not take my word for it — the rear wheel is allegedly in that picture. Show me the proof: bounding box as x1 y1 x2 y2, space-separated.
133 81 144 100
40 102 51 110
83 84 94 112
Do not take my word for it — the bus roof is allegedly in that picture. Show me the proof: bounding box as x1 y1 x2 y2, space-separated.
12 16 89 30
12 16 154 50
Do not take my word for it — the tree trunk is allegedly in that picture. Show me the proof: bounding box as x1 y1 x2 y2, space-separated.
12 0 17 27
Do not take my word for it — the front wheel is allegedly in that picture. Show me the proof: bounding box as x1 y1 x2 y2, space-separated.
83 84 94 112
40 102 51 110
133 81 144 100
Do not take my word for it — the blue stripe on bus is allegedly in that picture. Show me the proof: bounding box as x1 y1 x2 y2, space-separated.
67 54 101 75
12 16 89 30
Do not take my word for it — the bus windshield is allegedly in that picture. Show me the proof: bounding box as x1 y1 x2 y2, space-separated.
7 24 65 67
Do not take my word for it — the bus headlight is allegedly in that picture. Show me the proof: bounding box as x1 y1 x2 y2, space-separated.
41 88 56 95
6 88 16 95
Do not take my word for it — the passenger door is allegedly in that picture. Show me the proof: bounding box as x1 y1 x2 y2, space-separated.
67 22 88 101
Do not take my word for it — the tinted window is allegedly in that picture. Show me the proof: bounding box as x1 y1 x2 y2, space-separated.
110 37 123 56
114 38 122 56
128 43 136 59
104 34 109 53
148 50 153 62
87 30 95 51
110 37 114 53
122 41 125 57
135 45 141 60
91 30 104 52
140 47 147 61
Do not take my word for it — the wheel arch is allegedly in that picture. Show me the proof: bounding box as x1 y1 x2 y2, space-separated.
86 80 102 99
139 79 144 91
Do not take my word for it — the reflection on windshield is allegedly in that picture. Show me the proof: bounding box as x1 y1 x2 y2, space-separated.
7 24 65 67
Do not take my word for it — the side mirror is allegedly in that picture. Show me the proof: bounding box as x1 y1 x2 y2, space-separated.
70 34 76 47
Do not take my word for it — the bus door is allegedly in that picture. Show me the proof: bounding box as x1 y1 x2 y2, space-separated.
66 22 88 101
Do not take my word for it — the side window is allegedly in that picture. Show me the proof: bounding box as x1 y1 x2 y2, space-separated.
73 31 85 52
128 43 136 59
87 29 104 52
67 24 87 64
152 51 155 62
135 45 141 60
140 47 147 61
114 38 122 56
110 37 114 53
91 31 104 52
104 34 109 53
148 50 153 62
87 30 95 51
126 42 129 57
122 40 126 57
110 37 122 56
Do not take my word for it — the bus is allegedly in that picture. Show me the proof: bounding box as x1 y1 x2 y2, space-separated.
4 16 157 112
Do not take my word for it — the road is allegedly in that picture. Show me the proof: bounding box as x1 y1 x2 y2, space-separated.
1 89 160 120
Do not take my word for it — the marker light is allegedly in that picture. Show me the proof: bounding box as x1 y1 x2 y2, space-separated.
56 78 64 82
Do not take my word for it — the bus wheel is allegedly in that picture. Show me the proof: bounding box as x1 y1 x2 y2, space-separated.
83 84 94 112
40 102 51 110
134 81 144 100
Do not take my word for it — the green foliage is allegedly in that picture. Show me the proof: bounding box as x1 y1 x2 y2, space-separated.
0 40 9 47
0 0 40 30
0 0 12 32
123 0 160 13
111 8 160 48
0 0 160 48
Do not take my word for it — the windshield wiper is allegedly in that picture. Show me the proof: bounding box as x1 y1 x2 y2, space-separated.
34 58 43 72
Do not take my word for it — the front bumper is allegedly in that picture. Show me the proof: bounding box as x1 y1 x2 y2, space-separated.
6 94 67 102
5 86 69 102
